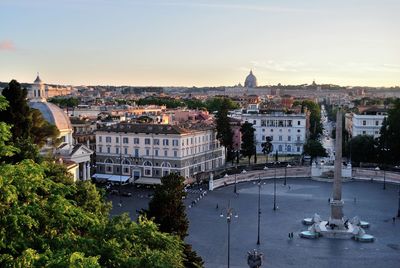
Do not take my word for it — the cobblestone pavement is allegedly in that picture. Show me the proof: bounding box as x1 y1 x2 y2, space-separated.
108 179 400 268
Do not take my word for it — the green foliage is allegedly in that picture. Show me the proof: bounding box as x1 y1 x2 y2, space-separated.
378 100 400 164
348 135 377 164
261 136 273 163
303 139 327 161
301 100 323 139
0 80 60 163
146 173 204 268
240 122 256 165
0 160 185 267
138 97 185 108
0 96 19 159
204 97 239 112
215 99 233 160
48 97 80 108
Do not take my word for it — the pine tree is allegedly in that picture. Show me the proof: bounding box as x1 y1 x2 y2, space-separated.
215 98 233 162
240 122 256 165
147 173 204 268
261 136 273 164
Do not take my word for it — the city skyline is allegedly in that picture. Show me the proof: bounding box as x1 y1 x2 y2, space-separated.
1 0 399 87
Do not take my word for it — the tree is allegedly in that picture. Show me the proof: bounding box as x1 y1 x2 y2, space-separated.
0 160 185 267
301 100 323 139
0 96 19 161
378 100 400 165
215 99 233 162
261 136 273 164
146 173 204 268
0 80 60 163
240 122 256 165
303 139 327 162
0 80 32 140
348 135 377 165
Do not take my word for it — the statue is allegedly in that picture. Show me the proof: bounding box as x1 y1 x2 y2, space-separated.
247 249 263 268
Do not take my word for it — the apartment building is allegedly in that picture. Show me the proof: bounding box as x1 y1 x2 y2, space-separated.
94 123 225 184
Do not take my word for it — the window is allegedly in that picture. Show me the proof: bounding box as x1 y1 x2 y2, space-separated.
153 139 160 145
253 120 257 125
297 121 301 126
164 150 168 156
163 139 169 146
174 150 178 157
145 169 151 176
271 129 274 132
297 136 301 141
297 129 301 133
123 167 129 174
363 120 366 126
173 139 179 146
362 131 366 134
99 136 102 142
288 120 293 127
134 148 139 157
262 128 265 132
287 145 291 152
261 120 266 127
278 145 282 151
155 150 159 156
98 146 102 153
106 136 111 143
278 120 283 127
288 136 291 141
145 138 151 145
297 146 300 152
146 149 150 156
375 121 379 126
123 137 129 144
116 147 119 154
134 138 140 144
107 147 111 153
279 135 283 141
124 147 128 155
116 137 119 143
262 135 265 140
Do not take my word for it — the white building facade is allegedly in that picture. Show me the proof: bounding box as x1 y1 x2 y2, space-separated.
231 112 308 155
94 123 225 184
345 113 387 138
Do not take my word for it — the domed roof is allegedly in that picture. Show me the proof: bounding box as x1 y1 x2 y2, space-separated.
29 101 72 131
244 70 257 88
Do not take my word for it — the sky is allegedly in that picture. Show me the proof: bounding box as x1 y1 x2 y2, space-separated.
1 0 399 87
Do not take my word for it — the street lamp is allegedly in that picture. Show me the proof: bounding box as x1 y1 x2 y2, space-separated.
220 202 239 268
253 177 265 245
273 161 280 211
397 186 400 218
284 164 291 186
381 148 390 190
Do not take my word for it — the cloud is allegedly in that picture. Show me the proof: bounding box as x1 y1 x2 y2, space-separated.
0 40 16 51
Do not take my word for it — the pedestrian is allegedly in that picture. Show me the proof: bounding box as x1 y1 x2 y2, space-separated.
288 233 291 239
328 198 330 203
216 203 219 210
393 217 396 223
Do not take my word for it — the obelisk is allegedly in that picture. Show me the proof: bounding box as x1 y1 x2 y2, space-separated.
330 108 344 225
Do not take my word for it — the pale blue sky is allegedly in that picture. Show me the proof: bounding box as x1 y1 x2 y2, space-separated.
1 0 399 87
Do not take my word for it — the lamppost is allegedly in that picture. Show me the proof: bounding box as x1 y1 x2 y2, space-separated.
273 161 279 211
284 164 291 186
382 148 390 190
397 186 400 218
254 177 265 245
220 202 238 268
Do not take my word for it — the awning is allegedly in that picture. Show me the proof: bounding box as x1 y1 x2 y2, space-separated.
134 177 161 185
92 173 130 182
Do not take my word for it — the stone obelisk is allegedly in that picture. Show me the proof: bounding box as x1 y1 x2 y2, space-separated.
330 108 344 225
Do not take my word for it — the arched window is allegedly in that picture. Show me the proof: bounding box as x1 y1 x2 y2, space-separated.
122 159 131 165
143 161 153 166
105 158 113 164
161 162 172 168
287 145 291 152
278 145 282 152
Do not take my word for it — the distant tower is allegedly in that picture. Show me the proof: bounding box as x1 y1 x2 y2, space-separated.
29 73 47 101
244 70 258 88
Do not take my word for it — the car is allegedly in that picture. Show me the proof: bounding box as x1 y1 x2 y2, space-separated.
121 191 132 197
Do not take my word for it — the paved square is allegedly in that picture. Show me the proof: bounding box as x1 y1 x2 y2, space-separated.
109 178 400 268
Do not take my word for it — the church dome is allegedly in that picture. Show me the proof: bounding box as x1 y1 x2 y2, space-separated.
29 101 72 132
244 70 258 88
